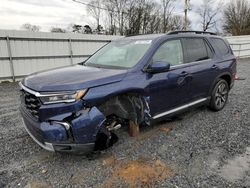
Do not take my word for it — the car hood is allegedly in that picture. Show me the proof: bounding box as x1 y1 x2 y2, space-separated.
22 65 128 92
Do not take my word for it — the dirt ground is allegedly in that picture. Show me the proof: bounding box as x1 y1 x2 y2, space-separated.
0 59 249 188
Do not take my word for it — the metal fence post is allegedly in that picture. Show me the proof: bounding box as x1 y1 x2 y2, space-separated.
68 38 73 66
6 36 15 82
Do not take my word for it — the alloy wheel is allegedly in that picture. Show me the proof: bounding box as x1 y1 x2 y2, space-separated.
215 82 228 109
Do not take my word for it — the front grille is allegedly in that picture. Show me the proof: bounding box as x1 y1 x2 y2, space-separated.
21 90 41 119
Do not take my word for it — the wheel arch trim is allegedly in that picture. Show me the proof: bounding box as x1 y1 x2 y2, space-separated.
209 72 232 96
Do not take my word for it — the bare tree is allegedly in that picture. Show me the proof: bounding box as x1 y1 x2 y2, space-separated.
21 23 41 32
72 24 83 33
83 25 93 34
81 0 188 35
197 0 222 31
141 1 156 34
87 0 102 31
168 15 191 31
147 4 162 34
124 0 168 35
148 13 161 34
103 0 116 35
110 0 128 35
223 0 250 35
162 0 174 33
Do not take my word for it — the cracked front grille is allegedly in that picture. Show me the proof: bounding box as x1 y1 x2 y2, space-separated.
21 90 41 119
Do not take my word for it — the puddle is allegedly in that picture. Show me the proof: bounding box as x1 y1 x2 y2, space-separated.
101 157 174 187
220 147 250 182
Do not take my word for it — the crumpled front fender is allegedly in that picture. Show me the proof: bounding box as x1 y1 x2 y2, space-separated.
71 107 106 144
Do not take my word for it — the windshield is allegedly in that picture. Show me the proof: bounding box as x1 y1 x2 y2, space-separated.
85 39 152 69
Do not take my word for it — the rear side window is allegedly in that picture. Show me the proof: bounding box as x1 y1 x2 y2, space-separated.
211 38 230 56
183 38 212 63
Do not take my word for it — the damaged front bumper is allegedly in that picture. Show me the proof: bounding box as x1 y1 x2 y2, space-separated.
21 105 106 154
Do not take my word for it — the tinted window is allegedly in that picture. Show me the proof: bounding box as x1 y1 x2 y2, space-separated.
211 38 230 56
152 40 183 66
183 38 211 63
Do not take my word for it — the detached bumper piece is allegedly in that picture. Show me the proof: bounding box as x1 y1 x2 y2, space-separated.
21 106 106 154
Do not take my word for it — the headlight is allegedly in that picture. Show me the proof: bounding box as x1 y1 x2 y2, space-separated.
40 89 87 104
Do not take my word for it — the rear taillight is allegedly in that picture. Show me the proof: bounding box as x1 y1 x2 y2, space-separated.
233 73 238 80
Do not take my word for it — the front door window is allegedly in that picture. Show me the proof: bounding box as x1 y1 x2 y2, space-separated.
152 40 184 66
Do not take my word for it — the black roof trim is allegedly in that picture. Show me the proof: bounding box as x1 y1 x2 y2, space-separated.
168 30 217 36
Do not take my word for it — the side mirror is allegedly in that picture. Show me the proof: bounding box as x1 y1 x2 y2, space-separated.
145 61 170 73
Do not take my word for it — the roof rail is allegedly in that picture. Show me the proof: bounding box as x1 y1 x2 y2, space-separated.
167 30 217 36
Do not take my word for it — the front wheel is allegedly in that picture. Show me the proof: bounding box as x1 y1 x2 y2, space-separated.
209 79 229 111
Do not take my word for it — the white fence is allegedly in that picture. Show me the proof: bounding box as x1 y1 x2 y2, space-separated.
226 35 250 59
0 30 249 81
0 30 121 81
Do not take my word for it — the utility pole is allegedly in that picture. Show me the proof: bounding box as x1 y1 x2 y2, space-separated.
184 0 188 31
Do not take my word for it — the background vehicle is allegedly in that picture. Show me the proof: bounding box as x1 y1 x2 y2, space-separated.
20 31 237 153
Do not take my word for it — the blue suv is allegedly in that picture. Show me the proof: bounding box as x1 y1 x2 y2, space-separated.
20 31 237 153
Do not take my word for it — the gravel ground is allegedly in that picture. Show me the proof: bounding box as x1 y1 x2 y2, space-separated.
0 59 249 188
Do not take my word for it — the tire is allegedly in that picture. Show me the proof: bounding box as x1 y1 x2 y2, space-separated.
209 79 229 111
94 132 118 151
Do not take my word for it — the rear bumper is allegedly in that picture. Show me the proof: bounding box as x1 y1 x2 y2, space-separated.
20 105 105 154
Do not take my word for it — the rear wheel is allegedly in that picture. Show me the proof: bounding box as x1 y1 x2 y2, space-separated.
209 79 229 111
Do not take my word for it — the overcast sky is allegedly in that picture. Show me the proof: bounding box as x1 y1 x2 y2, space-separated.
0 0 226 32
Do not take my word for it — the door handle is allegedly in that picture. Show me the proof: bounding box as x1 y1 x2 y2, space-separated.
211 65 218 69
180 71 189 77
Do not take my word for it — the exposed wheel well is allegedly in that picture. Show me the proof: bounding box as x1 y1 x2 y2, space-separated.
97 93 145 124
219 74 231 87
94 93 148 149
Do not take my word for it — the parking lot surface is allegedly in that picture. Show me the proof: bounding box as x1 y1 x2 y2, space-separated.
0 59 249 188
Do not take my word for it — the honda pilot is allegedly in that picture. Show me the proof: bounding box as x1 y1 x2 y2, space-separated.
19 31 237 153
